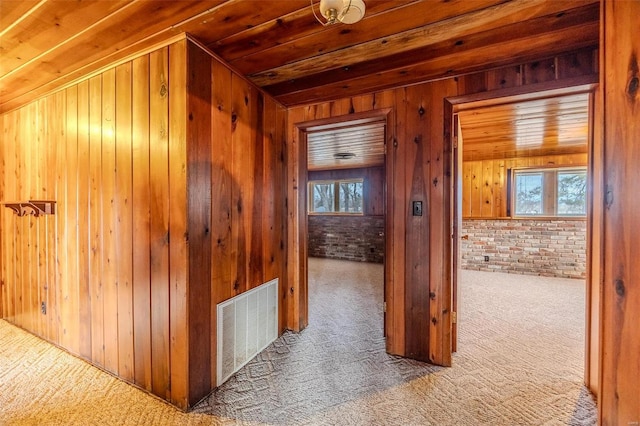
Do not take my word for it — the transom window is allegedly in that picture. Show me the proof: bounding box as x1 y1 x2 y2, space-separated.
513 167 587 217
309 179 364 214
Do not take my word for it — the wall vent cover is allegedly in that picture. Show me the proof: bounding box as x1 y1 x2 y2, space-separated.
216 278 278 386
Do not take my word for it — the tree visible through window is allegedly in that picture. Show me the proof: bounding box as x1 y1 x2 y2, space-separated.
557 170 587 215
515 172 543 215
309 179 363 214
513 167 586 217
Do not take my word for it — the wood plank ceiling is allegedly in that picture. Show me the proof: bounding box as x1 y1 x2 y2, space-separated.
458 93 590 161
307 119 386 170
0 0 599 114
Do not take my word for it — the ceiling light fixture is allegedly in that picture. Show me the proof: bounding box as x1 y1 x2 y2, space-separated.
312 0 366 26
333 152 356 159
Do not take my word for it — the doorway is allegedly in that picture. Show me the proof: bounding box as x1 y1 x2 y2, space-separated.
448 85 600 394
292 109 392 346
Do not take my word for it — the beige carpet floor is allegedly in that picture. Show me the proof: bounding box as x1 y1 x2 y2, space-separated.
0 259 596 425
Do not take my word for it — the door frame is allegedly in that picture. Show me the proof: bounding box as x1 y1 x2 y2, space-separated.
288 108 395 346
445 79 600 391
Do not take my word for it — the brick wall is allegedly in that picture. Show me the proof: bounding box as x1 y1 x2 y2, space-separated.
308 215 384 263
461 219 586 279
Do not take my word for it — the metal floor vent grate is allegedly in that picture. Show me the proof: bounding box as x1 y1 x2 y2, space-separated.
216 278 278 386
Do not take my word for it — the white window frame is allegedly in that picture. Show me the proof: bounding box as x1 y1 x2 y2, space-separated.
511 166 587 218
308 178 364 215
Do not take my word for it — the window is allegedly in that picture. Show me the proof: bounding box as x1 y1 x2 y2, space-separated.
309 179 363 214
512 167 586 217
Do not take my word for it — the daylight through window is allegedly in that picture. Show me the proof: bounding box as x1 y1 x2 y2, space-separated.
513 167 586 217
309 179 363 214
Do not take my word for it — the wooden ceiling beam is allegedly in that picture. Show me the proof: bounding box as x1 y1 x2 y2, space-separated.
181 0 309 51
225 0 502 73
208 0 416 62
264 3 598 98
273 21 599 106
250 0 597 87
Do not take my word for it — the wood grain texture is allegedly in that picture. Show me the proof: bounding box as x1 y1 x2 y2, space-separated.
88 75 104 367
149 47 171 401
115 62 134 382
586 90 601 396
168 40 190 409
462 154 587 218
131 54 152 392
599 0 640 423
183 40 212 408
101 67 118 375
63 85 80 355
76 79 92 360
0 32 293 414
403 83 431 361
286 54 598 366
0 1 599 112
210 60 233 305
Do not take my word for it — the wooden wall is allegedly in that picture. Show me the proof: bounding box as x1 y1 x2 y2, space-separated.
0 37 287 410
462 153 588 218
287 50 597 367
599 0 640 423
288 79 457 365
308 166 384 216
0 43 187 403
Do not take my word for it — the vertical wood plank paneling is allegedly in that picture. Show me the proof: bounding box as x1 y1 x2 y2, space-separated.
391 87 407 355
14 107 27 329
35 99 46 339
586 89 601 395
462 161 472 218
461 154 587 218
470 161 483 216
209 58 232 389
0 114 5 320
2 38 289 411
523 58 556 85
149 47 171 400
63 85 80 354
486 65 522 91
101 68 119 375
49 91 64 345
8 110 19 323
168 40 190 408
1 111 15 322
77 79 92 360
404 83 430 361
480 160 493 217
494 159 505 217
88 75 104 366
373 89 398 354
211 60 233 305
274 104 288 332
26 101 39 335
600 0 640 423
115 62 134 382
13 109 23 327
557 49 597 80
231 74 252 295
286 106 306 332
249 88 265 289
131 54 152 391
262 97 278 283
430 78 457 366
182 40 212 407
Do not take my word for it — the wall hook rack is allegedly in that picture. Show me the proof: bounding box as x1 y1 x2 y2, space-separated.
2 200 56 217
